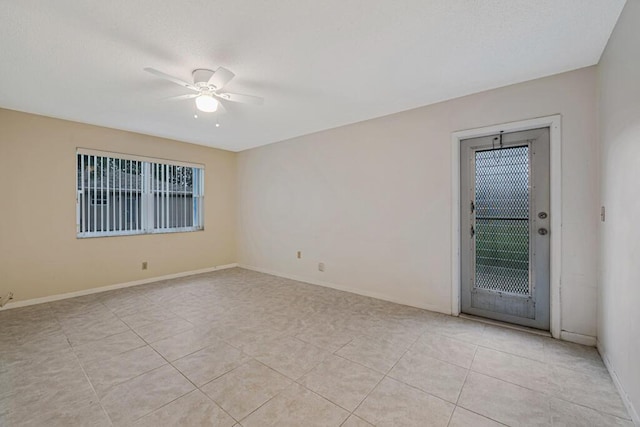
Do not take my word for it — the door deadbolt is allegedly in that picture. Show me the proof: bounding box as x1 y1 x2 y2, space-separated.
538 228 548 235
538 212 548 219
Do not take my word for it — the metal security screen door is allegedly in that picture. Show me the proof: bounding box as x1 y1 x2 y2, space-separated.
460 128 550 330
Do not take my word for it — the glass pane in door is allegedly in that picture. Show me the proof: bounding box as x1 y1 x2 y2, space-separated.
474 146 530 295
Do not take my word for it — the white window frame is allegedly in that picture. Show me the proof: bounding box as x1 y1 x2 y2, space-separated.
76 148 205 238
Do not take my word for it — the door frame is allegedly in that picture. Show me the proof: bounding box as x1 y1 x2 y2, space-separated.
451 115 562 338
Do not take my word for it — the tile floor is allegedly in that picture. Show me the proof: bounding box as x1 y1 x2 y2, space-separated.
0 268 632 426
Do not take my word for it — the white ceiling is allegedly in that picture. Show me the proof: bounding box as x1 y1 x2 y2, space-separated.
0 1 625 152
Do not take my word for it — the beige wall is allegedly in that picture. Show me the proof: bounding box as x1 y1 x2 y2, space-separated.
0 109 237 302
597 0 640 422
237 67 599 340
0 67 603 348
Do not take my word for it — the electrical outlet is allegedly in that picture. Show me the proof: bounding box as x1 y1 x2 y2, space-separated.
142 261 148 270
318 262 325 272
297 251 301 259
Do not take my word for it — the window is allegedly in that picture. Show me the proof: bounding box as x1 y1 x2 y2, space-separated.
91 191 108 206
76 149 204 238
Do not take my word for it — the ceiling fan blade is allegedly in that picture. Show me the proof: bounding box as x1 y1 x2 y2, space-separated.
216 92 264 105
144 68 199 92
165 93 199 101
208 67 235 90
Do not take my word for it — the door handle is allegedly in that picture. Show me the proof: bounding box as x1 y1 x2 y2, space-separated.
538 228 548 235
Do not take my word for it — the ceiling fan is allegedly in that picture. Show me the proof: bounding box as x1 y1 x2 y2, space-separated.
144 67 264 113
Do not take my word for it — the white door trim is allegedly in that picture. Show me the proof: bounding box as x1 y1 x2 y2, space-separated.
451 115 562 338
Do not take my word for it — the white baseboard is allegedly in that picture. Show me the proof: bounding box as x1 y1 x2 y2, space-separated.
238 264 450 315
560 330 597 347
0 263 238 311
239 266 602 347
598 341 640 425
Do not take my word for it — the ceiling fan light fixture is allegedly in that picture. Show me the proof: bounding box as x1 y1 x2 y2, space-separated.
195 94 219 112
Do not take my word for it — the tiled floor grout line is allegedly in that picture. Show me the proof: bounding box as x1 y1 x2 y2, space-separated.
193 357 257 425
148 322 539 424
68 355 114 426
229 368 299 426
463 341 630 421
446 345 479 427
348 373 385 423
218 325 402 424
452 406 511 427
47 304 115 426
464 360 621 414
345 329 424 424
200 356 288 424
425 324 611 378
291 359 358 416
454 344 478 406
4 269 631 426
168 331 332 425
127 325 240 425
457 356 633 422
93 314 203 425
